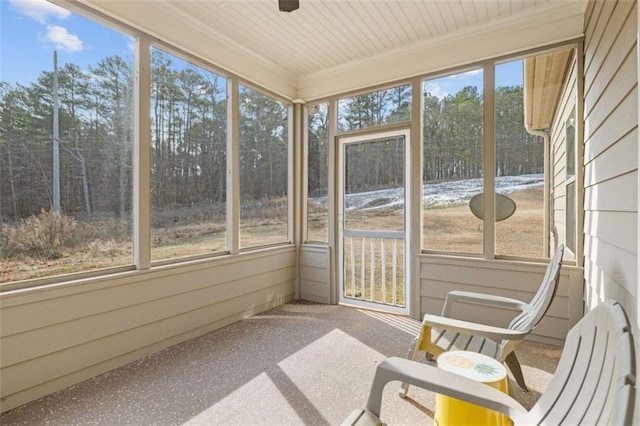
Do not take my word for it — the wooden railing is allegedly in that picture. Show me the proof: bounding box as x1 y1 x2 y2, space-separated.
343 229 405 307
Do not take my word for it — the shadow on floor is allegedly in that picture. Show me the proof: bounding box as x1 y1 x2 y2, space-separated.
0 302 561 425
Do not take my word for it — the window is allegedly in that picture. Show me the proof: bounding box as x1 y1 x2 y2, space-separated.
0 6 134 282
495 60 544 258
2 1 297 287
150 48 227 261
307 103 329 243
566 108 576 253
239 86 289 248
566 111 576 179
338 84 411 132
421 47 576 259
422 69 484 254
566 182 576 253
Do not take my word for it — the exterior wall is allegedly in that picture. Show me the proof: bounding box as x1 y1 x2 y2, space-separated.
299 245 331 304
0 246 296 412
419 255 584 346
300 244 586 346
582 1 638 420
582 0 637 319
549 53 578 257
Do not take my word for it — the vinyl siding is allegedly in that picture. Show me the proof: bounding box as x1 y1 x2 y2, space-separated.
0 246 296 412
419 255 584 346
299 244 331 304
549 53 578 255
582 0 638 325
582 3 638 418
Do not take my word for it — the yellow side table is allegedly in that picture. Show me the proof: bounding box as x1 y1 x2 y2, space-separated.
435 351 511 426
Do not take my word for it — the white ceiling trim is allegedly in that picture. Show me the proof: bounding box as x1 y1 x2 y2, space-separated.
61 0 587 102
301 1 582 83
158 1 295 74
298 1 587 101
71 0 299 99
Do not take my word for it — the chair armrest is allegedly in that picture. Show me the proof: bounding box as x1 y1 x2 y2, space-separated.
363 357 528 423
422 313 529 342
443 290 528 317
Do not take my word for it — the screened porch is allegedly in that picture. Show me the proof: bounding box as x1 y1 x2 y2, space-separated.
0 0 638 423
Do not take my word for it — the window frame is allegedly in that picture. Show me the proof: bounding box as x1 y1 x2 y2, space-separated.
565 106 577 256
336 82 413 134
147 44 231 265
237 83 293 251
0 2 294 290
420 66 487 257
301 42 581 266
304 101 330 244
2 0 581 291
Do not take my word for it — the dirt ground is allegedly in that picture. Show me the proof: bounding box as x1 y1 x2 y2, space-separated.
310 187 544 258
424 187 544 258
2 188 543 283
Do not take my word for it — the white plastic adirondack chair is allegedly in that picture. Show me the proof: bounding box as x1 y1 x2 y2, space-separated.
344 299 636 426
402 245 564 394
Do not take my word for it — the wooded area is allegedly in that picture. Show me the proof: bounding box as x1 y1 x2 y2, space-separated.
1 52 540 268
307 83 544 200
0 51 288 227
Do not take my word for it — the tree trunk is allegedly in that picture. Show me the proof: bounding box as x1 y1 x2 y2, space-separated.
62 141 92 219
79 152 92 219
6 145 19 220
119 132 127 220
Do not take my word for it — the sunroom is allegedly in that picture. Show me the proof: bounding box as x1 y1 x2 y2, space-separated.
0 0 637 422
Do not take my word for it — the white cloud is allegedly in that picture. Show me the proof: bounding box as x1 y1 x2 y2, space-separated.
9 0 71 23
464 69 483 76
449 69 483 79
424 82 448 99
40 25 84 52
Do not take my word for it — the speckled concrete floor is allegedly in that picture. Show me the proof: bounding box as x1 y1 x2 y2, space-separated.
0 302 561 425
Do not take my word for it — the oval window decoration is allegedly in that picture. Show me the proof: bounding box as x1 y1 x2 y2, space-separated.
469 193 516 222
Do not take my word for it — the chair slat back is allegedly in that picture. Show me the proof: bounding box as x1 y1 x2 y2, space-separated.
508 245 564 333
529 300 635 425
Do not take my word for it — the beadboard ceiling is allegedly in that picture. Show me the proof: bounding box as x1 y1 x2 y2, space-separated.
71 0 587 100
165 0 552 76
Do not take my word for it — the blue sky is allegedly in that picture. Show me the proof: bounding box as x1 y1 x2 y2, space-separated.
1 0 133 86
423 60 523 99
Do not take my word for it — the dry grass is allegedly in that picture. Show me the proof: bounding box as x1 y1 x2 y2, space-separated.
425 187 544 257
314 187 543 307
343 236 406 306
0 240 134 283
0 220 292 283
312 187 543 258
1 188 543 284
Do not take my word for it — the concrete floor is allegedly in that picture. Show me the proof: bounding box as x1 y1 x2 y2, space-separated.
0 302 561 425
